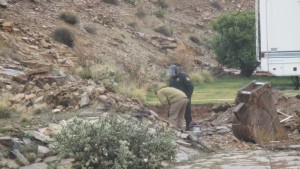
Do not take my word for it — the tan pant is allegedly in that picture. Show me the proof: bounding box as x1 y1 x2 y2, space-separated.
168 98 189 130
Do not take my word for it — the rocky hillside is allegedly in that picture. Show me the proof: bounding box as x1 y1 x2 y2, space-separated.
0 1 262 168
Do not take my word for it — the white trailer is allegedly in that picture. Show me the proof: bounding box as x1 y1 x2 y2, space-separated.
256 0 300 88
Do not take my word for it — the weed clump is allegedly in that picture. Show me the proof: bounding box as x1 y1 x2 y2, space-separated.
189 36 201 45
158 0 169 8
156 7 165 18
103 0 119 5
59 11 79 25
124 0 137 5
154 25 173 37
52 116 178 169
136 6 147 18
190 70 214 85
0 96 12 119
52 27 75 48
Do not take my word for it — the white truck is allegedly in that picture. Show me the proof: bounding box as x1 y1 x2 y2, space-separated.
255 0 300 89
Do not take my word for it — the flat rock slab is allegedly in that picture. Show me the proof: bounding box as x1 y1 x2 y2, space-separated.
20 163 48 169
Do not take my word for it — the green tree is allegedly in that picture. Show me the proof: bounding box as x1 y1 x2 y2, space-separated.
211 11 257 76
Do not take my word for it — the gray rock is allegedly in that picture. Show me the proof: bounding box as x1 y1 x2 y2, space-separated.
212 102 231 112
12 150 30 166
0 136 12 146
24 131 50 143
289 145 300 150
43 156 59 163
80 92 90 108
37 145 50 157
0 0 7 8
20 163 48 169
2 158 20 169
216 126 231 134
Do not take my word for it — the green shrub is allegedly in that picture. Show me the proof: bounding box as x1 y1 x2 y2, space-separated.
59 11 79 25
51 116 178 169
154 25 172 37
155 7 165 18
52 27 75 48
211 11 256 76
189 36 201 45
103 0 119 5
77 67 92 79
84 25 97 35
89 64 120 90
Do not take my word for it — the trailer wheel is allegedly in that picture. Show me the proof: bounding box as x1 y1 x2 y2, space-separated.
291 76 299 90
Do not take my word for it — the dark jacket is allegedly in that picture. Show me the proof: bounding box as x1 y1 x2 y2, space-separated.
169 72 194 98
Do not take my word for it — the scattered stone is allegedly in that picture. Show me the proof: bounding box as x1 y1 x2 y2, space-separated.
20 163 48 169
43 83 51 90
216 126 231 134
3 158 20 169
52 109 61 113
0 136 11 146
0 0 8 8
212 102 231 112
23 131 50 143
289 145 300 150
43 156 59 163
12 149 30 166
37 145 50 157
80 92 90 108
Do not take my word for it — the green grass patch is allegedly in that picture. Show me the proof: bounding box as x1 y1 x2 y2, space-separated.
146 75 298 105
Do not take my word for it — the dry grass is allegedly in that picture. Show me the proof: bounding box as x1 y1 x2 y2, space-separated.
19 112 31 122
59 10 79 25
52 27 75 48
159 47 196 72
31 104 48 115
154 25 172 36
136 6 147 18
117 83 148 102
0 96 12 119
74 39 99 67
189 71 204 85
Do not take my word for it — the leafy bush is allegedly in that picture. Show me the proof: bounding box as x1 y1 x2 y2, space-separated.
103 0 119 5
89 64 120 90
52 27 75 48
211 11 257 76
84 25 97 35
59 11 79 25
154 25 172 37
156 7 165 18
189 36 201 45
52 116 178 169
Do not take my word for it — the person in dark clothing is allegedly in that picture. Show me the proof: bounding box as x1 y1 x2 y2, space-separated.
167 65 194 131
